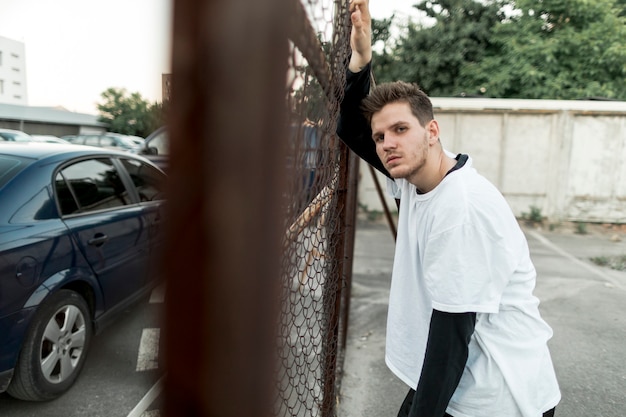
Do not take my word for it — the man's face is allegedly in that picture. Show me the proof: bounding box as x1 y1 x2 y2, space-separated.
371 101 435 182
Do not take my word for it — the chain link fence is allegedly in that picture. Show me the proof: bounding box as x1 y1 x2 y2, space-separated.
277 0 355 416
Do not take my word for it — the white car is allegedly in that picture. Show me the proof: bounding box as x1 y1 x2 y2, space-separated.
0 128 33 142
30 134 71 144
64 133 141 153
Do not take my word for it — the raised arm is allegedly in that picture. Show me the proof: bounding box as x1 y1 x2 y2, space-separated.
348 0 372 72
336 0 390 177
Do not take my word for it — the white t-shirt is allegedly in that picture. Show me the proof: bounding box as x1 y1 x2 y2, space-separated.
384 154 561 417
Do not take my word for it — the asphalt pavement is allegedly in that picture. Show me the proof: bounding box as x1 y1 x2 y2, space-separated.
338 219 626 417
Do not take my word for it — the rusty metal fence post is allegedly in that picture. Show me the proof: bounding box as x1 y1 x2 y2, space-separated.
164 0 290 416
164 0 357 416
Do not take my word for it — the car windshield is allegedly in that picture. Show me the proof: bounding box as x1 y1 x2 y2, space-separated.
146 130 169 155
0 131 32 142
0 155 33 188
117 136 139 148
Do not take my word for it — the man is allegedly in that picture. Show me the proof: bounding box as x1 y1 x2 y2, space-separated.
336 1 561 416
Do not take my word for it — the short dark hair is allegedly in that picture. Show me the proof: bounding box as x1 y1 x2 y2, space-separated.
360 81 434 127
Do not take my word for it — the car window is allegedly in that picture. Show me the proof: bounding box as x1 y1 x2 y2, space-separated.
117 136 137 148
10 187 57 222
119 158 166 202
0 155 32 188
100 136 116 147
55 158 132 215
84 136 99 146
0 130 32 142
147 130 169 156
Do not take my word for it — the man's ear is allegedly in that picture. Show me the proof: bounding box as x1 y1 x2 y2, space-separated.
427 119 440 144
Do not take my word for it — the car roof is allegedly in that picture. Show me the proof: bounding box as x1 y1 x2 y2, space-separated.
0 141 133 160
0 144 165 227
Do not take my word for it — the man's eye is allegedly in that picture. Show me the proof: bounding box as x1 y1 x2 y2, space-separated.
374 135 384 143
396 126 407 133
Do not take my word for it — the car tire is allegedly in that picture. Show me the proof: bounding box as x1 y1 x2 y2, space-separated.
7 289 92 401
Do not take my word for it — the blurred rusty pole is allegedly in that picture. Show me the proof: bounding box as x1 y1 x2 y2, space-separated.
163 0 289 416
368 165 397 241
320 142 359 416
340 149 359 352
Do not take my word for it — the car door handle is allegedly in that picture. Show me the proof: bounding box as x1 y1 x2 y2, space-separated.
88 233 109 247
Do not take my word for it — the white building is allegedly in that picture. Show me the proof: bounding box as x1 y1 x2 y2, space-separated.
0 35 28 105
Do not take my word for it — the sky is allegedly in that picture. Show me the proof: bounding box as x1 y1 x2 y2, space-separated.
370 0 421 20
0 0 417 116
0 0 173 115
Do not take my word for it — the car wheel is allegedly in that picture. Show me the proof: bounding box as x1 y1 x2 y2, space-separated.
7 289 92 401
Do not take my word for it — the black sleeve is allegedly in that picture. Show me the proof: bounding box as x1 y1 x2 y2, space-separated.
408 309 477 417
336 62 391 178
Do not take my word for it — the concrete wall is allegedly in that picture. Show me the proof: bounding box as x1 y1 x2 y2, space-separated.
358 97 626 224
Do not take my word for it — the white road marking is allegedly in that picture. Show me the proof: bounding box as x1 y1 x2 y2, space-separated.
149 283 165 304
126 375 165 417
527 229 626 290
130 284 165 415
136 328 160 371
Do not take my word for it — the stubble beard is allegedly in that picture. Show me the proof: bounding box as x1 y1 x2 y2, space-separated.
389 132 429 182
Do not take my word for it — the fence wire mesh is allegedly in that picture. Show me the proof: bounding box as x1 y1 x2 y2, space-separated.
278 0 354 416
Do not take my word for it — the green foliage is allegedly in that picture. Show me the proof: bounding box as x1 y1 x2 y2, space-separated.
521 205 543 223
373 0 509 96
575 222 588 234
590 255 626 271
373 0 626 100
548 222 560 231
372 16 393 47
97 88 166 137
357 202 384 222
465 0 626 99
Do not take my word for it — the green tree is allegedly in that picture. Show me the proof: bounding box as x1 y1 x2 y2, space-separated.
462 0 626 99
97 88 166 137
373 0 509 96
371 16 396 84
375 0 626 100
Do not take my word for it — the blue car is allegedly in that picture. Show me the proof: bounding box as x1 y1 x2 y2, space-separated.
0 142 166 401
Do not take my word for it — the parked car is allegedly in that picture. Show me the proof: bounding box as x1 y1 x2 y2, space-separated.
0 142 166 401
127 135 145 146
0 128 33 142
140 126 168 171
30 134 70 144
63 133 140 153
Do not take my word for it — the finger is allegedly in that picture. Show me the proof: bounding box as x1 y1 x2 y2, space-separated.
349 0 367 13
351 5 361 26
360 0 371 21
351 4 370 28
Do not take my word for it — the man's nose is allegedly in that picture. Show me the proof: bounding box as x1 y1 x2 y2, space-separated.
382 135 397 150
